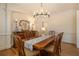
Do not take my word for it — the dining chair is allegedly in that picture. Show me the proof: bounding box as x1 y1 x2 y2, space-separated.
30 31 34 38
24 30 30 40
49 31 55 36
14 35 26 56
57 32 64 52
44 32 64 56
14 35 40 56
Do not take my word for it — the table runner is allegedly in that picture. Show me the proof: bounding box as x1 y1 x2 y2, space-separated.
24 35 52 51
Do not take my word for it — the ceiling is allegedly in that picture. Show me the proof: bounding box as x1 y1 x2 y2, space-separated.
7 3 79 14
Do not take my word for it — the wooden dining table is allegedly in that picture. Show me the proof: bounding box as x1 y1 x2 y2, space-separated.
33 35 55 50
22 35 55 56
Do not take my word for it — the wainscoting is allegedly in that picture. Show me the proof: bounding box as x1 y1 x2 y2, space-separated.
0 34 12 50
62 32 76 45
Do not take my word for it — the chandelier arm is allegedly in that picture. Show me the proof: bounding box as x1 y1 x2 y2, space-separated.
33 3 50 17
41 3 43 7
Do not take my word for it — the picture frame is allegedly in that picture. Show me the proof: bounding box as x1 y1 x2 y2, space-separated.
19 20 30 30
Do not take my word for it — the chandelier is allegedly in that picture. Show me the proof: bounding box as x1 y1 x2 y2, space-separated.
33 3 50 17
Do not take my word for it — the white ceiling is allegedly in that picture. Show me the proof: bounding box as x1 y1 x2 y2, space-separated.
7 3 79 14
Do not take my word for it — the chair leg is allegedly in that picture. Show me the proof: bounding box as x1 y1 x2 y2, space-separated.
38 50 48 56
57 49 60 56
38 50 41 56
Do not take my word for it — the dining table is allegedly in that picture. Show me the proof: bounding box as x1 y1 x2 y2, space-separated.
24 35 55 51
24 34 55 55
33 36 55 50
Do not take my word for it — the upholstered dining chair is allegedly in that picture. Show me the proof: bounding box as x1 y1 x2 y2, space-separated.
57 32 64 52
14 35 25 56
24 30 30 40
14 35 40 56
44 32 64 56
49 31 55 36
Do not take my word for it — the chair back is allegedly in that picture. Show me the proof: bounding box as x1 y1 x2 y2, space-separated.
53 32 64 55
24 30 30 40
49 31 55 36
58 32 64 46
14 35 26 56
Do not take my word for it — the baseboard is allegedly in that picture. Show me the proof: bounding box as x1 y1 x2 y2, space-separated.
63 41 76 45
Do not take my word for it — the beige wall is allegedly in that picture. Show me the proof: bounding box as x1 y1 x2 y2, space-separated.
7 7 35 32
52 9 76 44
0 4 6 35
77 10 79 48
34 9 76 44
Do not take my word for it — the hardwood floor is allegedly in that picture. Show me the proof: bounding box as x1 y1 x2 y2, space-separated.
61 42 79 56
0 42 79 56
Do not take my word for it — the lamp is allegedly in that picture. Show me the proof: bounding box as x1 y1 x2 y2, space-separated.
33 3 50 17
41 27 46 31
15 19 18 31
41 21 46 31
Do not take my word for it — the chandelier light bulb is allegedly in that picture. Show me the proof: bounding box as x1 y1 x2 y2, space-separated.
33 3 50 17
